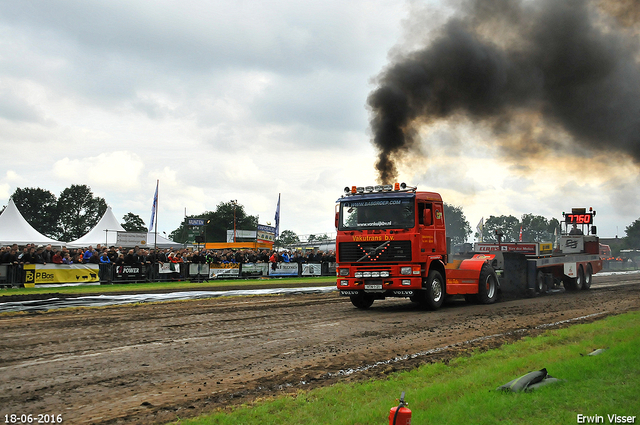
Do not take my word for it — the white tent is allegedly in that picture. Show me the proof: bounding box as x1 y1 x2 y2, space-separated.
0 198 65 246
66 207 181 249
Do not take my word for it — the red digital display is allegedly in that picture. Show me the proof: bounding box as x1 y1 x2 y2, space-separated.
566 214 592 224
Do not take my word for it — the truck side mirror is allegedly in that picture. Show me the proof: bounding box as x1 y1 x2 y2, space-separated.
423 209 432 226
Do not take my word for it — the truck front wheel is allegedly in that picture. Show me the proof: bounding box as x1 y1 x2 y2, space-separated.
350 294 374 309
422 270 445 310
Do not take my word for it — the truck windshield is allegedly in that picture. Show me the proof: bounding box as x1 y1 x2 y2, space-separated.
339 197 415 230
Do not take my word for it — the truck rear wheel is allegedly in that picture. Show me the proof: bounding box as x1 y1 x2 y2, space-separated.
421 270 445 310
576 265 585 290
477 264 499 304
350 294 374 309
536 270 547 294
583 264 593 290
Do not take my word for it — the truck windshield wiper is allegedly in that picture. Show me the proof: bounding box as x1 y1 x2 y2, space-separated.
357 241 390 262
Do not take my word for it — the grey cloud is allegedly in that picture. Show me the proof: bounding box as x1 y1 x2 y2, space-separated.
0 89 44 123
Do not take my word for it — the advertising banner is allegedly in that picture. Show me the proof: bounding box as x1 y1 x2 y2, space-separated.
268 262 299 277
116 232 149 247
257 224 276 244
159 263 180 274
474 243 539 255
559 236 584 254
241 263 269 277
113 264 144 281
209 263 240 279
301 263 322 276
23 264 100 285
188 263 210 276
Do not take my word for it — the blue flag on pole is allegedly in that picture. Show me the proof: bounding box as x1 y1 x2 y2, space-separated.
274 193 280 239
149 180 158 232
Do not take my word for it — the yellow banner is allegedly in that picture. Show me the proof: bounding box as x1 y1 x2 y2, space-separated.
539 243 553 254
24 264 100 284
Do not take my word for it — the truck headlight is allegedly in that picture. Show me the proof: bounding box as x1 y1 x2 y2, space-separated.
380 271 390 277
339 268 349 276
354 272 363 278
400 267 412 275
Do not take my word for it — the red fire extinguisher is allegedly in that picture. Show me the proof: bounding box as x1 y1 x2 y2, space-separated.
389 391 412 425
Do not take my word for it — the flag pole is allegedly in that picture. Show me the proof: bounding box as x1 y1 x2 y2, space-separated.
154 179 158 251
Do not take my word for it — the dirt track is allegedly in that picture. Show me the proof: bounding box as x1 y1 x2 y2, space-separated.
1 274 639 424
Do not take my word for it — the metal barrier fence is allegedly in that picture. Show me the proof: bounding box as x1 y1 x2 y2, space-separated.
0 262 337 287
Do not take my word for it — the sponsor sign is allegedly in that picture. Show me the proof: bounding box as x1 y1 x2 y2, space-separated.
257 224 276 244
559 236 584 254
23 264 99 284
226 230 256 243
302 263 322 276
241 263 269 277
114 265 143 280
539 243 553 254
116 232 148 246
188 218 206 226
268 262 299 277
474 243 539 255
188 263 210 276
159 263 180 274
209 263 239 279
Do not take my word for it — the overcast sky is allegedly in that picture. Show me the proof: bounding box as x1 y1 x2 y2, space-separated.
0 0 637 240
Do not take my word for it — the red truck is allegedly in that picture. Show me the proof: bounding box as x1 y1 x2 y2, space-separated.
335 184 602 309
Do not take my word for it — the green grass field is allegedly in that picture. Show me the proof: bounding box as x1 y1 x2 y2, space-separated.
173 311 640 425
0 276 336 297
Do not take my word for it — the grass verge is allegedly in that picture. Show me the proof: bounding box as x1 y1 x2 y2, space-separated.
175 311 640 425
0 276 335 297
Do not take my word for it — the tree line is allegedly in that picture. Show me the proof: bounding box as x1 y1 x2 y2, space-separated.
5 186 640 250
4 186 147 242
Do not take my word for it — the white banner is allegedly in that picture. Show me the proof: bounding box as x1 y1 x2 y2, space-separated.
116 232 149 247
188 263 210 275
559 236 584 254
302 263 322 276
268 262 299 277
159 262 180 274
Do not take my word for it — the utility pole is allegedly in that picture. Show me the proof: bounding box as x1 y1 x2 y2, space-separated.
231 200 238 243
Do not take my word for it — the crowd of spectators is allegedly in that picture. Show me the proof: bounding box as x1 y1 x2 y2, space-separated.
0 244 336 266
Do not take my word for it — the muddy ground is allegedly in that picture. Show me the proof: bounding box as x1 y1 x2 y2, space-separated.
1 274 639 424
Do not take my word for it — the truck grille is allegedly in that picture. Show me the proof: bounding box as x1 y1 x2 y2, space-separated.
338 240 412 262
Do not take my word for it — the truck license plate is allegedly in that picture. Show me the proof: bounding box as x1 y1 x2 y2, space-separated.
364 284 382 290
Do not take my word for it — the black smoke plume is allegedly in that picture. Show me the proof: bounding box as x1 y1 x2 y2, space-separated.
368 0 640 183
